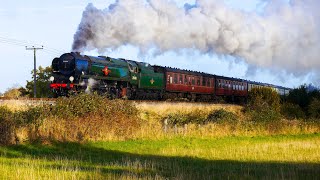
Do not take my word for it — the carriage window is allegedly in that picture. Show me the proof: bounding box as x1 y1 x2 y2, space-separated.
192 77 195 85
207 79 211 87
218 80 221 88
184 75 188 85
202 78 206 86
174 74 178 84
197 78 200 86
179 75 183 84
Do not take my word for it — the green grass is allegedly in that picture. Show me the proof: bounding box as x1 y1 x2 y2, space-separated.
0 134 319 179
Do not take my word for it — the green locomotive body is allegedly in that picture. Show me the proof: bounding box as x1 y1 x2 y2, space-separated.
50 52 164 99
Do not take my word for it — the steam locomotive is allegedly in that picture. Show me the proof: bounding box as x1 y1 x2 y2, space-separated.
50 52 290 101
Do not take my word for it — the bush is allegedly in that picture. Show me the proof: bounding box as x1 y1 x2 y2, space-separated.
165 109 206 125
164 109 237 125
0 105 47 145
52 93 108 119
38 93 141 142
0 93 142 144
3 88 21 98
308 98 320 120
248 87 281 112
247 87 281 122
286 85 320 114
206 109 237 124
281 103 306 120
0 106 16 145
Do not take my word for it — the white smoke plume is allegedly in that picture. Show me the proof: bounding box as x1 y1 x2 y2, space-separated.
72 0 320 81
85 78 97 94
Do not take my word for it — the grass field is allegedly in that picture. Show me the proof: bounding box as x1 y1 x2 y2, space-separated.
1 100 320 179
0 134 319 179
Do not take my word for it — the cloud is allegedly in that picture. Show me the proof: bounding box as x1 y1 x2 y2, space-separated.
72 0 320 85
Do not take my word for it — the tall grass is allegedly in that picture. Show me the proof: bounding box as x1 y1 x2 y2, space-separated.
1 98 320 145
134 101 320 140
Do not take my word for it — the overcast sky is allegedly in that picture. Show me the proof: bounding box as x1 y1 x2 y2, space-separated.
0 0 310 93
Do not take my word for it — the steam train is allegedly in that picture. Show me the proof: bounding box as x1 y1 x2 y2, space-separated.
50 52 290 101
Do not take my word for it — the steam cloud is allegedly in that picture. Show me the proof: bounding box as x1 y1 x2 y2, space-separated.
80 78 97 94
72 0 320 82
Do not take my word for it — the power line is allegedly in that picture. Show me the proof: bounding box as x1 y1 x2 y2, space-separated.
26 46 43 98
0 36 66 54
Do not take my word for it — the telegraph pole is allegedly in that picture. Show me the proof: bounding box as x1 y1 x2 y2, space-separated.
26 46 43 98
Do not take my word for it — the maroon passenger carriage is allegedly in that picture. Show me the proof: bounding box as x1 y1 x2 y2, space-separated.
153 66 248 102
215 75 248 101
154 66 215 101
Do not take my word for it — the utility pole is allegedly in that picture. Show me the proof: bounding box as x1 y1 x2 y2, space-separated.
26 46 43 98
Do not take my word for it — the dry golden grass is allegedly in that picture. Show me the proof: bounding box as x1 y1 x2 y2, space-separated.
136 101 243 116
0 100 29 111
133 101 320 140
2 100 320 144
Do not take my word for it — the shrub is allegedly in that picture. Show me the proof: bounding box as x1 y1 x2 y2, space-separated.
3 88 21 98
164 109 237 125
308 98 320 120
0 93 142 144
286 85 320 114
165 109 206 125
247 87 281 122
52 93 108 119
248 87 281 112
37 93 141 142
0 106 16 145
281 103 306 120
206 109 237 124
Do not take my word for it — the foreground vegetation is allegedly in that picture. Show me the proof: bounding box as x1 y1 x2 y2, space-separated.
1 89 320 179
0 134 319 179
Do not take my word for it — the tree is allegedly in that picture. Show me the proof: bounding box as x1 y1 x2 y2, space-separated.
286 85 310 111
18 87 28 97
286 84 320 115
26 66 53 98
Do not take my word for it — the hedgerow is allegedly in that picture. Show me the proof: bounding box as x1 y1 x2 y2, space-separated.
164 108 238 125
0 93 141 145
